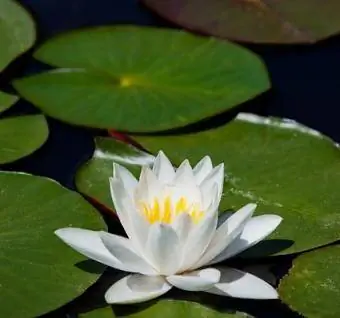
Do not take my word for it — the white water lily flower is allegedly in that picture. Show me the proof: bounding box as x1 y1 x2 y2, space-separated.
56 151 282 304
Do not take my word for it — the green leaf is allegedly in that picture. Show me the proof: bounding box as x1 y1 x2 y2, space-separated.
13 26 270 132
279 245 340 318
141 0 340 44
0 172 106 318
134 113 340 255
79 307 115 318
0 91 18 114
0 0 35 71
75 137 154 211
80 301 252 318
0 114 49 164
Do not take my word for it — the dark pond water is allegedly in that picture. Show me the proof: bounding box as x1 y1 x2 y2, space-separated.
1 0 340 317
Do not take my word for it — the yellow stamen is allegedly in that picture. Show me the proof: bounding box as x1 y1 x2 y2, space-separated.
139 196 204 225
175 197 187 215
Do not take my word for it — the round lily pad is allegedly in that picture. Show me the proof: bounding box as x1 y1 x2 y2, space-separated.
0 114 49 164
13 26 270 132
142 0 340 44
0 0 35 71
79 301 252 318
0 172 106 318
279 245 340 318
134 113 340 255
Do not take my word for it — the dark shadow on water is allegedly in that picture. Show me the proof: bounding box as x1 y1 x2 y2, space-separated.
75 260 106 274
238 239 295 259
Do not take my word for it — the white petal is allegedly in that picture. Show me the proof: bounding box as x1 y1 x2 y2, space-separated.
174 159 196 186
100 232 157 275
105 274 172 304
109 177 135 239
113 163 138 197
110 177 150 248
55 228 120 269
179 210 218 271
200 163 224 207
172 213 193 242
193 156 213 185
193 204 256 269
146 223 180 275
205 267 278 299
210 215 282 264
152 151 175 183
166 268 220 291
135 166 162 202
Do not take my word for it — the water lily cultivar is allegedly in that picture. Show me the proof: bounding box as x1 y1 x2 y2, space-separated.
56 151 282 304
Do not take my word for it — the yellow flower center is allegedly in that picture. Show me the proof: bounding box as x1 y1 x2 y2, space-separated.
140 196 204 225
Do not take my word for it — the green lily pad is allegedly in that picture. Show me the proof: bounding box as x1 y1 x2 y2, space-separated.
0 172 106 318
0 114 49 164
79 307 115 318
0 0 35 72
279 245 340 318
80 301 252 318
75 137 154 211
0 91 18 114
13 26 270 132
134 113 340 255
141 0 340 44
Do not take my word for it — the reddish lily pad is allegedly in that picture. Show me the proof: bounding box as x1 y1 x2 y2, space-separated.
141 0 340 44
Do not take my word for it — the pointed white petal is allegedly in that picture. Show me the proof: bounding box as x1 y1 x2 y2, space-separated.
174 159 196 186
210 215 282 264
146 223 180 275
193 156 213 185
135 166 162 202
100 232 157 275
180 211 218 271
105 274 172 304
110 176 151 254
205 267 278 299
152 151 175 183
167 268 220 291
193 204 256 269
200 163 224 207
55 228 120 269
109 177 135 238
113 163 138 197
166 183 202 207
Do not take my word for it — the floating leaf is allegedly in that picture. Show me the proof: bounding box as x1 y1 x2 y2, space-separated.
13 26 270 132
79 307 115 318
133 113 340 255
75 137 154 211
0 91 18 114
0 0 35 71
141 0 340 44
0 172 106 318
80 301 252 318
279 245 340 318
0 114 49 164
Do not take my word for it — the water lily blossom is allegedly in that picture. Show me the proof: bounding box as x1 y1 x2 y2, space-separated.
55 151 282 304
